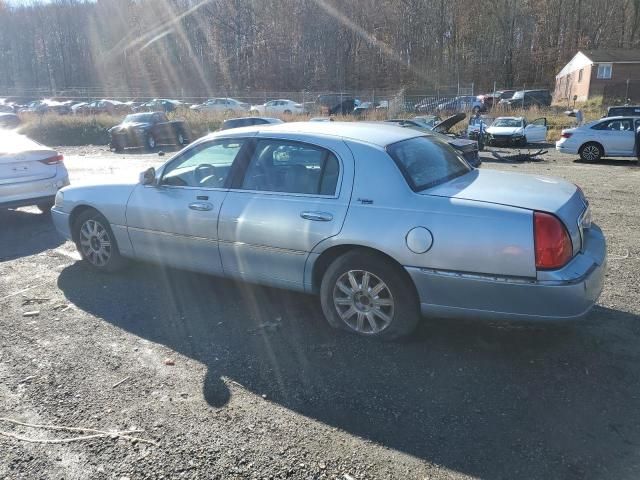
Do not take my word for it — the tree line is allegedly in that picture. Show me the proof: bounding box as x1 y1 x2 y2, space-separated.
0 0 639 98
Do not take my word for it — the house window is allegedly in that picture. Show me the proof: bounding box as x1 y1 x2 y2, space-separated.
578 69 583 82
597 63 612 79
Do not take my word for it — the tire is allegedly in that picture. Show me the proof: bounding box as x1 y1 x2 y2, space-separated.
519 137 527 147
110 142 124 153
176 131 186 146
320 250 420 341
283 109 292 115
73 209 127 272
579 142 603 162
146 134 156 151
37 201 54 214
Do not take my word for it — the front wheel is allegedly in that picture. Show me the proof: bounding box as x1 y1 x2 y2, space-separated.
579 142 603 162
146 134 156 151
320 250 420 340
73 209 127 272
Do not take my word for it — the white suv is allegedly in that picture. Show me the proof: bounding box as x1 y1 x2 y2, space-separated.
0 132 69 212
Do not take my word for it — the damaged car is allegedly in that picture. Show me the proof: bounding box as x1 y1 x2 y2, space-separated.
386 113 481 167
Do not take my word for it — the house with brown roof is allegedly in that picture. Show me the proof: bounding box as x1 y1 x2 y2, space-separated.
553 49 640 104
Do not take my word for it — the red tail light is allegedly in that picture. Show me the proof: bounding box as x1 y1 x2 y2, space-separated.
39 154 64 165
561 132 573 139
534 212 573 270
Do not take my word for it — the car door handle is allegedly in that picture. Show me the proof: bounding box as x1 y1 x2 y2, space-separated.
188 202 213 211
300 211 333 222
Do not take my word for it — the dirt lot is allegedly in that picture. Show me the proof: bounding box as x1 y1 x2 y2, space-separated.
1 144 640 480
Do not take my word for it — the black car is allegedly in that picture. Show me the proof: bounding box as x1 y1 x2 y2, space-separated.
605 105 640 117
108 112 191 151
499 89 552 109
220 117 283 130
317 93 356 115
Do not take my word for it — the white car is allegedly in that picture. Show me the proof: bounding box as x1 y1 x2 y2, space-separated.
485 117 547 146
250 99 304 115
0 131 69 212
556 116 640 162
190 98 250 114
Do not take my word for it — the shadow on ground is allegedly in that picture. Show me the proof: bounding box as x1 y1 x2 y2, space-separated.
573 158 639 167
57 260 640 479
0 208 63 261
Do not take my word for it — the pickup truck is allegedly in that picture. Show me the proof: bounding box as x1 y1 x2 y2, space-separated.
108 111 191 151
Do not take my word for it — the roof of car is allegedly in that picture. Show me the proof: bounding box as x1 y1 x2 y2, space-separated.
209 121 422 147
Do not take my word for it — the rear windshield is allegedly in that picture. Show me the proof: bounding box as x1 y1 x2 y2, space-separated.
386 136 471 191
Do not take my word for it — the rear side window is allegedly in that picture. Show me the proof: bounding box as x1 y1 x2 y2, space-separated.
387 136 471 191
241 139 339 195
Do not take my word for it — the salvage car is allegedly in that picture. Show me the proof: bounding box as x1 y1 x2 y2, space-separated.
108 112 191 151
250 99 304 115
1 131 69 212
386 114 482 167
499 90 552 109
190 98 250 114
485 117 547 146
556 116 640 162
0 112 20 128
134 99 185 113
51 122 605 340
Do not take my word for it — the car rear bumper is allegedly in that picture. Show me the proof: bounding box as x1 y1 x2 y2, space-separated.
555 144 576 154
0 167 69 208
406 224 606 322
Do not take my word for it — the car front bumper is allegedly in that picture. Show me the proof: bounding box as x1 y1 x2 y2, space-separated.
51 207 72 240
406 224 606 322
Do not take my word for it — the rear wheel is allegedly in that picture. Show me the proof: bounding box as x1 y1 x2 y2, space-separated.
579 142 602 162
320 250 420 341
283 109 292 115
73 209 127 272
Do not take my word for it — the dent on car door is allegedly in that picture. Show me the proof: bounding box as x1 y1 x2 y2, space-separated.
125 138 248 274
218 137 354 290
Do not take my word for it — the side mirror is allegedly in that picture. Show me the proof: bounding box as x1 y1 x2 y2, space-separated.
139 167 156 185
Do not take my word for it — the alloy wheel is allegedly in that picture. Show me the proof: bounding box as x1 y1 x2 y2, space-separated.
333 270 395 335
582 145 600 161
79 219 112 267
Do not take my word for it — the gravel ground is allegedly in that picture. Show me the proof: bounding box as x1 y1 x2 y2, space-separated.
1 145 640 480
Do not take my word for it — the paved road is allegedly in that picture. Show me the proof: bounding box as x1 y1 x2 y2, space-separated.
1 146 640 479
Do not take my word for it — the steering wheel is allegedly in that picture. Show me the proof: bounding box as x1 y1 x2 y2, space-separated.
194 164 217 185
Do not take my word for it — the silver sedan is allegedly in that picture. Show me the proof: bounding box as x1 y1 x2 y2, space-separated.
52 122 606 340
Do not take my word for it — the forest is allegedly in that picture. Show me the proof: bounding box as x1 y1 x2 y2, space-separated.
1 0 639 97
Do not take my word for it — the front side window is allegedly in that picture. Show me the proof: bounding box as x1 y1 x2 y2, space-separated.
597 63 612 79
241 139 340 195
387 136 471 191
161 140 244 188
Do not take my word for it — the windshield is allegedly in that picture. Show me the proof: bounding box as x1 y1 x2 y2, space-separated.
493 118 522 127
124 113 154 123
387 136 471 191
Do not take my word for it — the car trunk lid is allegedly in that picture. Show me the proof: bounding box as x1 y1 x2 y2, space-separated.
424 169 587 255
0 133 59 184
